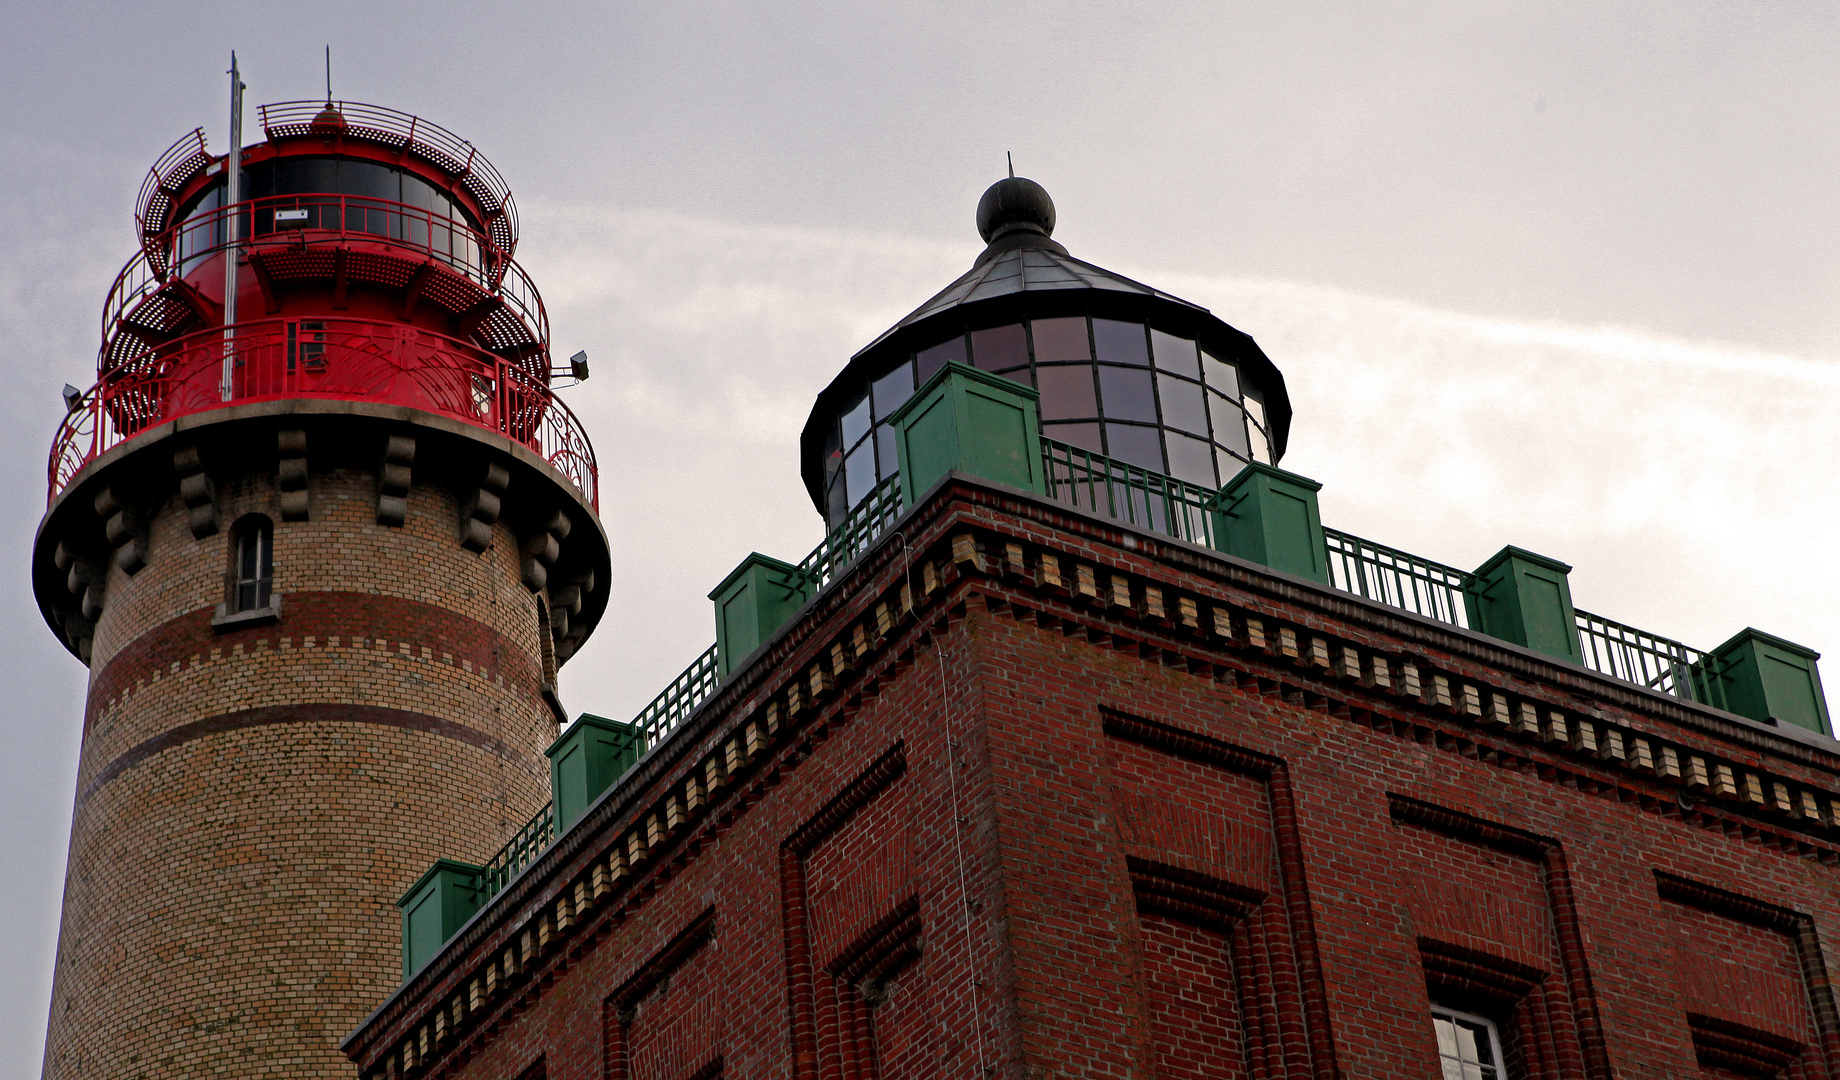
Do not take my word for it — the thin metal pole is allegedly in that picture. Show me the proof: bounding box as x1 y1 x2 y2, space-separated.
221 52 244 401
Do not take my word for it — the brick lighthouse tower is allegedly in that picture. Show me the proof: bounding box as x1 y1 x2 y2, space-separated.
31 67 606 1078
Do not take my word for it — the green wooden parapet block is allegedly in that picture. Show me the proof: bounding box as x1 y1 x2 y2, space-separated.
708 553 810 678
1206 463 1329 584
889 361 1045 505
398 859 484 980
546 713 646 833
1464 546 1583 664
1693 628 1832 736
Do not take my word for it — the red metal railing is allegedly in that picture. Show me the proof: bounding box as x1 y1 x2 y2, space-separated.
102 194 549 372
51 317 596 509
135 127 212 248
257 101 518 255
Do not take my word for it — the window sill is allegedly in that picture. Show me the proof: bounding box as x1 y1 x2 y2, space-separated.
212 603 281 632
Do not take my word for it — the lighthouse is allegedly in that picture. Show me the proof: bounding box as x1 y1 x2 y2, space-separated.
32 72 606 1078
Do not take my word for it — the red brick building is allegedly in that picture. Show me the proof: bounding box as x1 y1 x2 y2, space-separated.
339 179 1840 1080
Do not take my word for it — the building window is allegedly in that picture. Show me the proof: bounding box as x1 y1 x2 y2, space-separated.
232 515 273 612
1432 1005 1505 1080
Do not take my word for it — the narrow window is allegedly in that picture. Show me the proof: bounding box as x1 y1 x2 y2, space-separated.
1432 1005 1505 1079
232 516 273 612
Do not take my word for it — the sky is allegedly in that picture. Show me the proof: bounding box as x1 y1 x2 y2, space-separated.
2 2 1838 1074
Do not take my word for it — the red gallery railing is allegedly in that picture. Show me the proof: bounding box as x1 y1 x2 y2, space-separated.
104 193 548 374
50 317 596 509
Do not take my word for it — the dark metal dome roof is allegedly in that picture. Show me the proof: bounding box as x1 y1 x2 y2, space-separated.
800 177 1293 514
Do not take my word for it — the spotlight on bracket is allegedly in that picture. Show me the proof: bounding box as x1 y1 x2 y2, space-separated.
62 384 84 414
569 350 589 381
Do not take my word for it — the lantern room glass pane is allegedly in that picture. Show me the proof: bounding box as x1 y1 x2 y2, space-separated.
1150 330 1200 377
1093 319 1149 365
841 392 872 450
1030 317 1090 362
1156 376 1208 435
845 443 876 506
873 361 915 420
1036 364 1098 420
1164 432 1216 487
971 324 1029 372
1104 423 1164 472
876 424 900 476
1203 351 1240 400
1211 392 1251 457
1043 421 1103 454
1097 365 1157 423
916 335 967 384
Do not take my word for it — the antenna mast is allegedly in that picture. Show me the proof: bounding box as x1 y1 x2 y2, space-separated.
325 45 332 102
220 52 244 401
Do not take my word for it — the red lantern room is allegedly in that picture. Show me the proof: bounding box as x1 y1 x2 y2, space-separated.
52 97 595 508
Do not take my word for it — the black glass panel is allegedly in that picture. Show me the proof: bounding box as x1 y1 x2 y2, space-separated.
1202 351 1240 399
876 424 900 476
340 159 400 202
1030 317 1090 362
916 335 967 384
841 392 872 449
1165 432 1216 487
971 324 1029 371
1151 330 1200 378
1104 423 1165 472
1157 376 1208 435
827 473 848 523
1042 421 1102 454
1093 319 1149 366
1097 365 1157 423
1211 392 1251 457
1035 364 1097 420
873 361 915 420
845 443 876 506
276 157 337 196
1216 447 1248 484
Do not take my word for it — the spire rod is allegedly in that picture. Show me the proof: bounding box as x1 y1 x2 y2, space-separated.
325 45 332 103
1007 151 1014 179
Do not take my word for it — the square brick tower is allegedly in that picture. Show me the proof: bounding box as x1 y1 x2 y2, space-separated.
33 86 607 1078
341 178 1840 1080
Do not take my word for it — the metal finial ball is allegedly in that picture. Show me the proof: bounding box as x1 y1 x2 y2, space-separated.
976 177 1055 243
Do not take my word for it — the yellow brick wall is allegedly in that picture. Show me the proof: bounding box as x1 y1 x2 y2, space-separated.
42 462 561 1080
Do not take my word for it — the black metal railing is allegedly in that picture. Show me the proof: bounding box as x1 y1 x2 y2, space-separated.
1040 438 1217 546
480 801 554 900
632 643 722 748
1323 527 1474 629
801 475 904 591
1574 608 1705 702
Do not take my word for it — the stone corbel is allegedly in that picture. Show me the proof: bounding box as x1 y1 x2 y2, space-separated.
377 434 416 526
277 429 309 521
458 460 510 553
93 487 148 575
519 509 571 593
173 444 218 538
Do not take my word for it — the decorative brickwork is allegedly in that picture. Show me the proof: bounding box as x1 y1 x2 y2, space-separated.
346 476 1840 1080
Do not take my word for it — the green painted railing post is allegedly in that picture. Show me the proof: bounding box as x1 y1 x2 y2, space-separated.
1464 546 1583 663
1206 462 1329 584
889 361 1045 504
545 713 646 833
708 554 810 678
1693 629 1832 736
397 859 484 980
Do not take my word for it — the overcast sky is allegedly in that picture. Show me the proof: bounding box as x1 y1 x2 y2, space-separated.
3 3 1838 1074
